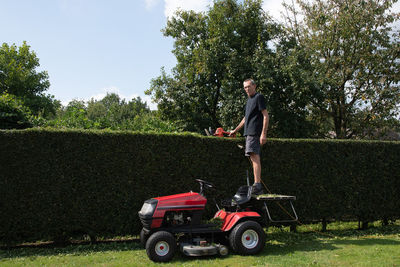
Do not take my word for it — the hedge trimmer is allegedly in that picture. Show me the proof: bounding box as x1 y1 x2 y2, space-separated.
204 127 236 138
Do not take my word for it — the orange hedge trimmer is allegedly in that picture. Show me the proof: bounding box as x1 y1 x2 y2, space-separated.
204 127 236 138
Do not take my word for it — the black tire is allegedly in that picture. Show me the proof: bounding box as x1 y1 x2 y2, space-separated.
229 220 265 255
145 231 176 262
140 228 149 248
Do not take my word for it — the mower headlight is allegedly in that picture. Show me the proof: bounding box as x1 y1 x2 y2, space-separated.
139 199 158 216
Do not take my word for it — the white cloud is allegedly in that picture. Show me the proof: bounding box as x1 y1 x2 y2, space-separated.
89 86 121 101
391 1 400 30
144 0 160 10
164 0 213 18
160 0 288 21
394 1 400 13
161 0 288 21
61 99 73 107
142 95 158 110
262 0 287 21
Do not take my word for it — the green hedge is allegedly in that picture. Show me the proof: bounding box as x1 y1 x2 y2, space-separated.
262 139 400 224
0 129 399 244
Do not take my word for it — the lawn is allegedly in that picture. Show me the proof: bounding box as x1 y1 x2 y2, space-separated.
1 221 400 267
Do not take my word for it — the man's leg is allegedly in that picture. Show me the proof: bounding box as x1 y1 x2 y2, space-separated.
249 152 261 183
245 136 263 194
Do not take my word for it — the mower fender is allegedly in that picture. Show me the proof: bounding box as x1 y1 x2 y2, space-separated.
215 210 261 231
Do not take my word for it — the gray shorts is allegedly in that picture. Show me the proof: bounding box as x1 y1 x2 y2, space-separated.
245 135 261 156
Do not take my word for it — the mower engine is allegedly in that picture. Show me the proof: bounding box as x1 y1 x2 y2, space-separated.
164 211 192 226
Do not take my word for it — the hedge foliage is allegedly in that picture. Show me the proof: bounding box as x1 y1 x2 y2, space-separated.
1 129 399 244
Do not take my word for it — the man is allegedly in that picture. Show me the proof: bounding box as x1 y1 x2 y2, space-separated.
230 79 269 195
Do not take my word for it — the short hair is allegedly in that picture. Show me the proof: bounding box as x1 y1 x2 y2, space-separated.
244 78 256 85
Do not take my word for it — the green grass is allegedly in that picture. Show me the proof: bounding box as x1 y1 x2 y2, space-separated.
1 221 400 267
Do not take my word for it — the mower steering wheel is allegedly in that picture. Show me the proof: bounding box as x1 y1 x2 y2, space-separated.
195 179 215 194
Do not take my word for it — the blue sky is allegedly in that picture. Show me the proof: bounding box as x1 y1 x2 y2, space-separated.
1 0 398 109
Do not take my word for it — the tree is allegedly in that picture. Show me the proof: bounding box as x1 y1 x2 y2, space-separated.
0 92 33 129
283 0 400 138
122 112 182 132
46 93 181 132
46 99 96 129
87 93 150 128
0 41 57 117
147 0 318 137
253 25 321 137
147 0 278 132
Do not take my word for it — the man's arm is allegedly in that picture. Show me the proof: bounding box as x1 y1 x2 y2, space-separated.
260 109 269 145
230 117 245 135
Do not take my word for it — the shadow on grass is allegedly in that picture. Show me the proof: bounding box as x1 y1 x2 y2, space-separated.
0 238 142 259
261 223 400 256
263 236 400 256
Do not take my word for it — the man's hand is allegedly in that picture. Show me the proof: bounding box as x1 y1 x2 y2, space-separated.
260 134 267 145
230 117 245 136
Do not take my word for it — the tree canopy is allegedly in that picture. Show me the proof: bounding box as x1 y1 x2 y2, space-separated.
147 0 400 138
0 41 57 118
0 92 33 129
46 93 181 132
283 0 400 138
147 0 289 134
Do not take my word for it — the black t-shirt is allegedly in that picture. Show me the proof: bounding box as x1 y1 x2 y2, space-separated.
244 92 266 136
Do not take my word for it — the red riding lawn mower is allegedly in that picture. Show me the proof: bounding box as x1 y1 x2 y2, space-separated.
138 179 298 262
138 127 298 262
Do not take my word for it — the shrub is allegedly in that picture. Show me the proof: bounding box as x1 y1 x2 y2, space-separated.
0 129 399 244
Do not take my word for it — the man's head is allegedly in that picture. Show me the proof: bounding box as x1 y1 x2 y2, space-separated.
243 79 256 97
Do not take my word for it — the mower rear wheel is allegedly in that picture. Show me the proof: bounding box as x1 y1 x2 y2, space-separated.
229 221 265 255
146 231 176 262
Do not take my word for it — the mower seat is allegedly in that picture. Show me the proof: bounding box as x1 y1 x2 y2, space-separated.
222 185 252 208
232 185 252 205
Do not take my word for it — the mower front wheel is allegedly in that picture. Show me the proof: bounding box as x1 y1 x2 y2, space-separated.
229 220 265 255
145 231 176 262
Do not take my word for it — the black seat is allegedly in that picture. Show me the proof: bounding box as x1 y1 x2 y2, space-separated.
232 185 252 205
221 185 252 208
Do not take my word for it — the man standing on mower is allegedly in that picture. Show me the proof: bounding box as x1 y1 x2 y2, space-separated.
230 79 269 195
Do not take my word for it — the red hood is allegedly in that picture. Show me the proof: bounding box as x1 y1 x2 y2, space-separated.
154 192 207 208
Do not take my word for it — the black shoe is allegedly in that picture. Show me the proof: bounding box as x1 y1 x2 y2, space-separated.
251 183 263 195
